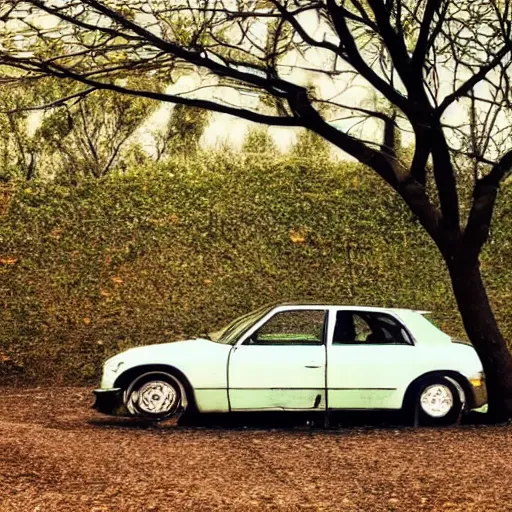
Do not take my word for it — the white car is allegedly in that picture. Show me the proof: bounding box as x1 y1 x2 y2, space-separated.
93 303 487 426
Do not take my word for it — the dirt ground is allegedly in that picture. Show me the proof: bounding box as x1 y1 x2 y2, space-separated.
1 388 512 512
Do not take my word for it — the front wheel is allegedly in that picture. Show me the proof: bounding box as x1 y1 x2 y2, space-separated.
413 377 463 426
125 372 183 420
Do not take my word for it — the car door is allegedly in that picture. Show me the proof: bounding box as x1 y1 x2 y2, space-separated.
326 309 416 410
228 307 327 411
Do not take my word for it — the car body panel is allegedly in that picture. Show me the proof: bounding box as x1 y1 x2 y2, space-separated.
326 344 482 409
103 338 231 412
327 344 417 409
325 309 484 409
228 345 326 410
193 389 230 413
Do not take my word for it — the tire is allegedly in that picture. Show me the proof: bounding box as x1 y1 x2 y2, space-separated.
125 372 184 420
412 376 463 426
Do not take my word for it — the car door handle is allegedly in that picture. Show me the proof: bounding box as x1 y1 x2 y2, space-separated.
305 364 322 369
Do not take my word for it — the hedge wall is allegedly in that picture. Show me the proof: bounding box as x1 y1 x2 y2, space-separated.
1 153 511 384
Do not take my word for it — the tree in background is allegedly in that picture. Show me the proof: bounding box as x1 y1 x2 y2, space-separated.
0 76 161 180
0 108 38 181
291 129 332 160
38 77 161 179
0 79 51 181
2 0 512 418
242 126 279 155
154 104 211 162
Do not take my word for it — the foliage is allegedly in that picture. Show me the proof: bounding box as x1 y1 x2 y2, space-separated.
291 129 332 160
39 77 161 179
241 127 279 155
2 151 512 385
154 104 211 161
0 76 211 182
0 79 55 181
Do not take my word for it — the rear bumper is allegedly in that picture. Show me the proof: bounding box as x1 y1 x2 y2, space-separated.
471 380 488 410
93 388 126 416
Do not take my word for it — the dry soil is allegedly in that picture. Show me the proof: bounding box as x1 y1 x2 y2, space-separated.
0 387 511 511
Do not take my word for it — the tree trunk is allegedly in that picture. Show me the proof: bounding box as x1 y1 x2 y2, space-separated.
447 256 512 421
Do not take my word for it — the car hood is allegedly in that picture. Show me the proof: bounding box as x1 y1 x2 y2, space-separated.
106 338 224 366
122 337 212 355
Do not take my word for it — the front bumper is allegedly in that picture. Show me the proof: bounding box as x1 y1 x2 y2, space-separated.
92 388 126 416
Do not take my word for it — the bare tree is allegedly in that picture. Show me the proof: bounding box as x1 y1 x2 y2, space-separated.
2 0 512 417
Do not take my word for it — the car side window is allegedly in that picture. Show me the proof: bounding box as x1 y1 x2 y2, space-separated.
246 310 326 346
332 311 412 345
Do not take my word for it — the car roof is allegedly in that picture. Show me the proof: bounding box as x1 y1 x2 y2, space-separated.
272 302 428 314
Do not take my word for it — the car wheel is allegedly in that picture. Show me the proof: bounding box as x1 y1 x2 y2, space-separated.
125 372 183 420
413 376 463 426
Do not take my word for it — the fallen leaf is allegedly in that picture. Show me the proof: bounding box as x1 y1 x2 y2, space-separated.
290 229 306 244
0 258 17 265
50 228 63 239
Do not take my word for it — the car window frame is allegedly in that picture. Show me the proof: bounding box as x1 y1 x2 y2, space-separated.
330 309 416 347
235 306 329 347
213 304 275 345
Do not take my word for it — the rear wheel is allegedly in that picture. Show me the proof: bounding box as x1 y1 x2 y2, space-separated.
413 376 463 426
125 372 184 420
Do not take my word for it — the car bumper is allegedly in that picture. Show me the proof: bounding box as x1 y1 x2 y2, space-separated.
92 388 126 416
471 380 488 410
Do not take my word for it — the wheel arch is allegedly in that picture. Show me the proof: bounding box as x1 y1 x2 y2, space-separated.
402 370 475 412
114 364 198 413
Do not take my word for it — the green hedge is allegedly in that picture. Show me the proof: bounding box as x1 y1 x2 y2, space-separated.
1 153 511 384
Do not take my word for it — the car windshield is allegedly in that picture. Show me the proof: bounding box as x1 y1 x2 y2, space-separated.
208 305 274 345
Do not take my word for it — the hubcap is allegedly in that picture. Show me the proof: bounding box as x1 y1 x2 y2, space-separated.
135 380 178 415
420 384 454 418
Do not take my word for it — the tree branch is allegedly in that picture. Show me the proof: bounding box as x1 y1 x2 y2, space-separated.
1 87 97 114
267 1 340 55
411 0 443 70
464 150 512 252
410 127 431 186
430 122 460 230
437 45 512 114
325 0 411 115
366 0 415 92
77 0 304 96
398 176 442 240
2 55 303 127
26 0 139 41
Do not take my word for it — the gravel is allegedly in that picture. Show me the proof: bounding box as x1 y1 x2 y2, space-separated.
0 387 510 511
